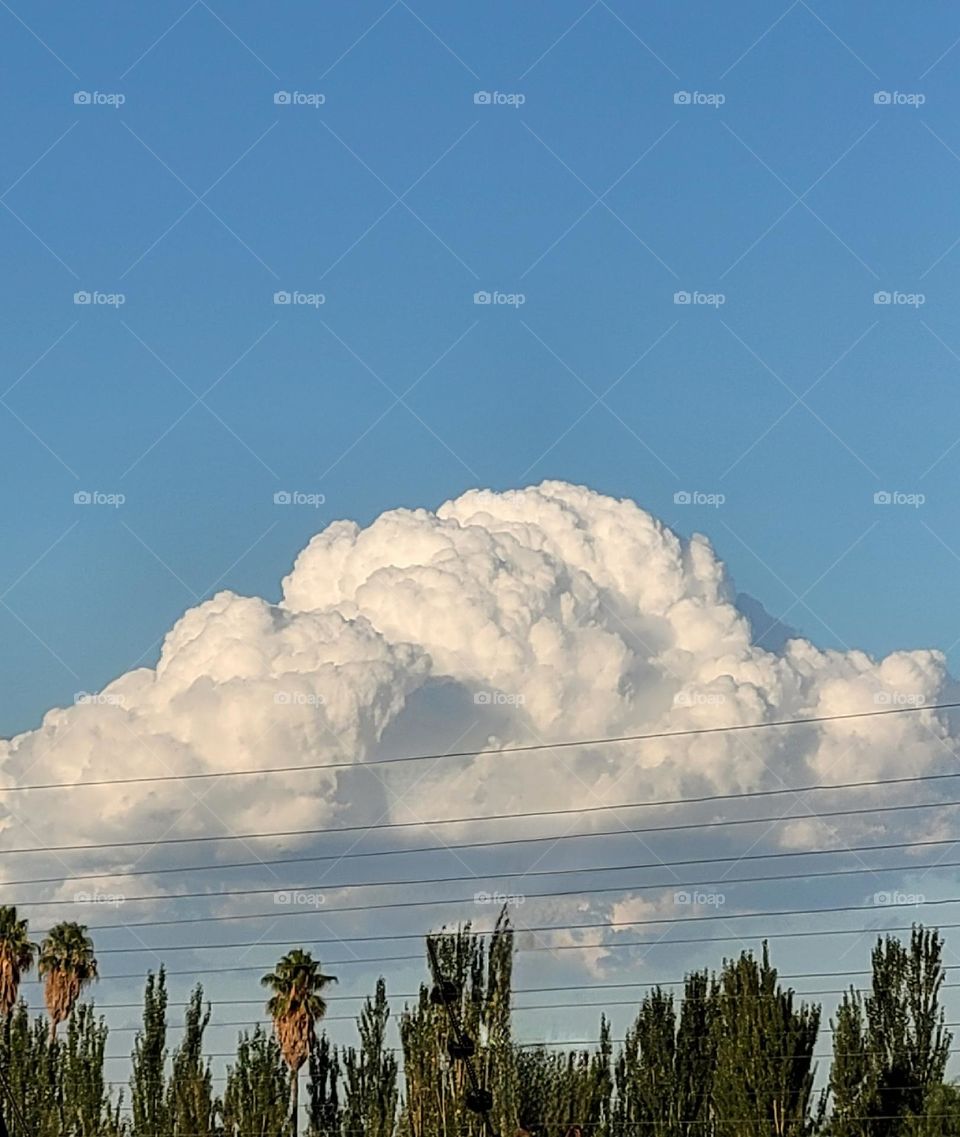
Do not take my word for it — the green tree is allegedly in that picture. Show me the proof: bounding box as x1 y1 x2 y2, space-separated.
903 1083 960 1137
674 971 719 1137
165 985 215 1136
828 928 951 1137
614 990 676 1137
610 972 716 1137
262 950 337 1137
306 1032 340 1137
58 1002 122 1137
518 1022 611 1137
38 923 98 1041
711 944 822 1137
342 979 398 1137
130 968 169 1137
222 1025 291 1137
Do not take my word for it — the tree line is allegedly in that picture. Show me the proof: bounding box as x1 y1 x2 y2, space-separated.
0 906 957 1136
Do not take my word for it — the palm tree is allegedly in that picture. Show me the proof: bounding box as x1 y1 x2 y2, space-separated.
262 949 336 1136
0 906 36 1019
38 922 98 1040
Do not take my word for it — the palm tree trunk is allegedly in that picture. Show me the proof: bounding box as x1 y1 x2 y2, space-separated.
290 1068 299 1137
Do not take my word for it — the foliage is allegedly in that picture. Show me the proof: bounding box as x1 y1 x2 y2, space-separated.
0 912 956 1137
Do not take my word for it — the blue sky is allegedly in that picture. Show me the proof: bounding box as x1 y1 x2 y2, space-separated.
3 0 960 736
8 2 960 1100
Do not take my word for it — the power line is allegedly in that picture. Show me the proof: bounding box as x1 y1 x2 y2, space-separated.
16 847 960 916
5 765 960 858
8 830 960 891
25 968 901 1002
27 910 943 979
66 1005 960 1032
92 1043 960 1060
34 900 960 951
15 923 957 982
4 700 959 794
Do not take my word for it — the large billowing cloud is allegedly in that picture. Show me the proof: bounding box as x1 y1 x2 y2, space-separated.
0 481 957 972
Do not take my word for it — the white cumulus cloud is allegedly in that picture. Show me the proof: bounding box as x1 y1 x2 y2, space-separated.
1 480 957 973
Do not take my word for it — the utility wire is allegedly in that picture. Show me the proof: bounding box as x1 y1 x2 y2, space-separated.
41 915 960 964
3 700 958 794
33 900 960 950
15 847 960 914
28 869 960 936
5 765 960 857
6 831 960 890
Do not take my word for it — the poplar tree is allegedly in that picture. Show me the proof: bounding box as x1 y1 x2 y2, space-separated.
130 968 169 1137
828 927 951 1137
342 979 398 1137
711 944 822 1137
165 985 216 1136
307 1033 341 1137
221 1025 291 1137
